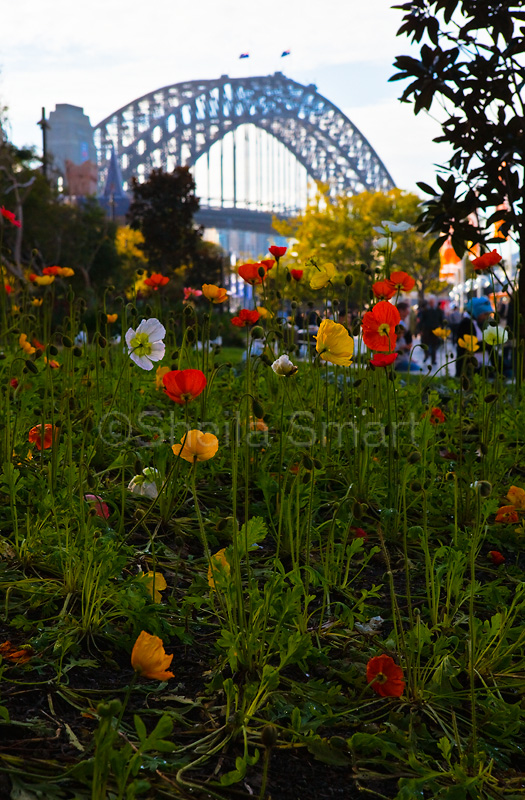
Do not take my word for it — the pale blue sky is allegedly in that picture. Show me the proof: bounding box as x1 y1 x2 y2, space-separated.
0 0 452 194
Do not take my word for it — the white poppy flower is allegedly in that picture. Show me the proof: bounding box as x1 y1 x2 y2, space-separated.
380 219 412 233
125 318 166 370
271 354 298 376
373 237 397 252
482 326 509 346
128 467 161 499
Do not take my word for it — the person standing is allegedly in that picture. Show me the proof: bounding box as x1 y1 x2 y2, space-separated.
417 297 444 366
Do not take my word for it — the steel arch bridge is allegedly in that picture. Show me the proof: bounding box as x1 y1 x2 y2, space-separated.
94 72 395 226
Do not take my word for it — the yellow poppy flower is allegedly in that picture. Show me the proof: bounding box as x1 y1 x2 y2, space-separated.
432 327 451 340
131 631 174 680
172 430 219 463
19 333 36 355
31 298 43 307
310 262 337 290
142 571 167 603
256 305 272 319
57 267 75 277
207 548 231 589
33 275 55 286
458 334 479 352
314 319 354 366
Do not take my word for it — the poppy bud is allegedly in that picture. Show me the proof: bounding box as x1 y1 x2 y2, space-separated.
302 472 310 484
498 433 505 441
62 335 73 348
260 354 272 366
186 329 195 344
483 393 498 403
286 271 292 283
171 351 179 360
98 335 107 348
126 303 137 314
25 360 38 374
73 347 83 357
216 518 229 531
302 454 314 470
291 301 297 309
48 345 59 356
352 500 363 519
99 311 107 325
100 359 107 369
354 396 361 407
407 451 421 464
475 480 492 497
251 326 264 340
34 349 43 360
252 398 264 419
479 442 489 455
345 274 353 286
352 323 361 336
258 265 266 278
261 724 278 748
461 375 470 391
313 458 323 470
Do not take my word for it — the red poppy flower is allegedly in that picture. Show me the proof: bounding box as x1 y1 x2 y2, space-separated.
350 526 368 541
291 269 303 281
162 369 207 405
429 407 445 425
386 271 416 292
43 266 61 276
238 263 267 285
362 301 400 352
372 281 396 301
29 273 37 282
10 378 19 389
32 337 45 352
489 550 505 566
366 654 405 697
4 284 12 294
260 259 275 271
495 505 519 524
371 352 398 367
84 494 110 519
28 423 57 450
472 250 502 271
1 206 21 227
144 272 170 289
231 309 260 327
269 245 287 259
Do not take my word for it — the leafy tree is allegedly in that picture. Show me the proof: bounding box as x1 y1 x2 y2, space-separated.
391 2 525 318
274 187 442 299
127 166 203 273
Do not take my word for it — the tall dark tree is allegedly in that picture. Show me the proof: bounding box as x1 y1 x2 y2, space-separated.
391 2 525 328
127 166 203 273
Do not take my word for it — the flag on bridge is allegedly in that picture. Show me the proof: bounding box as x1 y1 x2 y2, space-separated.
239 52 250 59
281 50 291 57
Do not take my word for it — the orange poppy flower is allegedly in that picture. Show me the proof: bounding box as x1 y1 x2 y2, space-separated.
506 485 525 509
386 271 416 292
43 266 61 276
107 313 118 324
202 284 228 303
238 263 267 285
472 250 502 271
131 631 174 680
0 641 32 664
372 281 396 301
162 369 207 405
207 548 231 589
362 301 400 352
144 273 170 289
489 550 505 566
429 407 445 425
495 505 519 524
28 424 57 450
366 654 405 697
